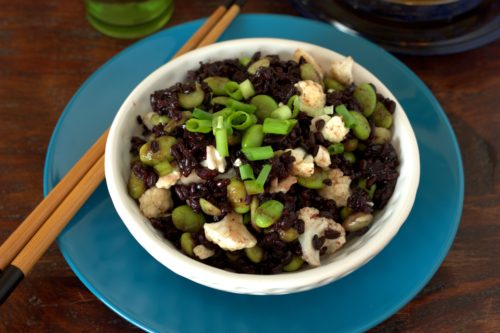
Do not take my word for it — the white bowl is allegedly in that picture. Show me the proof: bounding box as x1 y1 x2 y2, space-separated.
105 38 420 295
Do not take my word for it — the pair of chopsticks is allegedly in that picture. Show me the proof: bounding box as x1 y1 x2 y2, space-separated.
0 0 246 305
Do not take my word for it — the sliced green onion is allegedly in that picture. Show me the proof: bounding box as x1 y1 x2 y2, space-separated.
239 164 255 180
227 99 257 113
256 164 272 187
244 180 264 195
228 111 255 130
240 56 251 67
241 146 274 161
287 95 300 118
239 79 256 99
212 107 234 119
212 96 231 106
224 81 243 101
153 160 173 177
255 200 284 228
304 105 334 117
192 108 213 120
335 104 356 128
328 143 345 155
185 118 212 133
262 118 297 135
213 116 229 157
270 105 292 120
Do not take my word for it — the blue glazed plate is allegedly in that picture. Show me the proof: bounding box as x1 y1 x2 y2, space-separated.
44 14 464 333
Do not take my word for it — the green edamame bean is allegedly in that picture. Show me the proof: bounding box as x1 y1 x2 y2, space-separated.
139 136 177 166
199 198 222 216
297 169 327 189
371 102 393 129
343 138 358 152
248 58 270 74
241 124 264 148
250 95 278 121
203 76 229 96
340 206 353 220
371 127 391 144
343 152 356 164
127 172 146 199
342 213 373 232
172 205 205 232
150 113 170 126
164 111 191 132
180 232 195 257
324 77 345 91
279 228 299 242
255 200 284 228
178 83 205 109
245 245 263 263
283 256 304 272
353 83 377 117
300 63 322 84
227 178 250 214
349 111 371 140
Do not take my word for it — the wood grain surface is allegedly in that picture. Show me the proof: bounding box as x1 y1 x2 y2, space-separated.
0 0 499 332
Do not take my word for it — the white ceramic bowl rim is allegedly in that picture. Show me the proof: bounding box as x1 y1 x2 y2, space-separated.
105 38 420 294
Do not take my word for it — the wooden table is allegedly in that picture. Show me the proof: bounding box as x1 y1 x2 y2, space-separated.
0 0 498 331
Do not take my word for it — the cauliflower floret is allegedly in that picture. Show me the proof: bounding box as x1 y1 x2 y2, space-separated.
293 49 324 79
156 168 181 189
203 212 257 251
314 145 331 169
297 207 346 266
318 168 351 207
330 56 354 86
201 145 226 173
323 115 349 143
309 115 331 133
286 148 315 177
294 80 326 116
179 171 205 185
138 187 173 218
269 175 298 193
193 245 215 260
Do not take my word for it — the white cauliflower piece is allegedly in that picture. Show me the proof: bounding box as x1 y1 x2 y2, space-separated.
138 187 173 219
330 56 354 86
322 115 349 143
203 212 257 251
294 80 326 117
293 48 324 79
193 245 215 260
233 158 242 167
140 112 156 130
318 168 352 207
269 175 298 194
179 171 205 185
155 168 181 189
309 115 331 133
286 148 315 177
314 145 331 169
201 145 226 173
297 207 345 266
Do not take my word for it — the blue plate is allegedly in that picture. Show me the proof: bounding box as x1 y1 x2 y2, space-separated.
44 14 464 333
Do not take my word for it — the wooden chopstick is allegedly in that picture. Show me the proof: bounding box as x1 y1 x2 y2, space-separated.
0 0 244 305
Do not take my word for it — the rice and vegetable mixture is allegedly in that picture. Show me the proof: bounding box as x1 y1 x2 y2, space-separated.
127 49 399 274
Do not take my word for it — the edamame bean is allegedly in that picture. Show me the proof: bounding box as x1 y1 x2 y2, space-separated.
178 83 205 109
255 200 284 228
180 232 195 257
371 102 393 129
139 135 177 166
164 111 191 132
250 95 278 121
172 205 205 232
324 77 345 91
300 63 322 84
150 113 170 126
279 228 299 242
340 206 353 220
371 127 391 144
227 178 250 214
241 124 264 148
353 83 377 117
342 213 373 232
297 169 327 189
343 138 358 152
248 58 270 74
245 245 263 263
283 256 304 272
349 111 371 140
343 152 356 164
127 171 146 199
203 76 229 96
199 198 222 216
